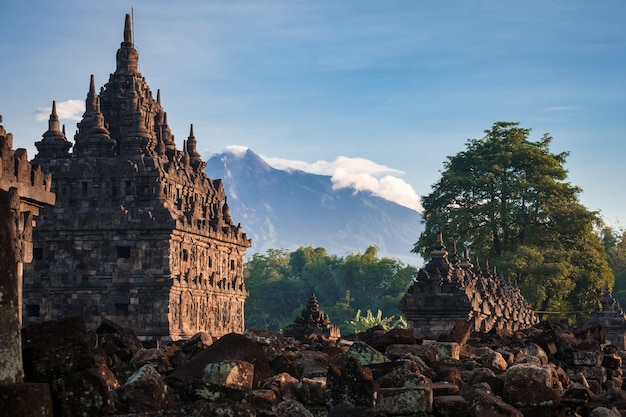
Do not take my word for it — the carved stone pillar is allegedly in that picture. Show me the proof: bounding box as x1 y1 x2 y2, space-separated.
0 117 55 383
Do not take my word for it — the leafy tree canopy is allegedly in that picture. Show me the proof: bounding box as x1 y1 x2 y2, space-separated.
414 121 613 316
600 226 626 307
244 245 417 333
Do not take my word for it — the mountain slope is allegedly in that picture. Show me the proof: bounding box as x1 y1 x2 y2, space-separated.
205 149 424 266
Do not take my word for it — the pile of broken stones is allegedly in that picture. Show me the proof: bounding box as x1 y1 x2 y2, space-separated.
14 316 626 417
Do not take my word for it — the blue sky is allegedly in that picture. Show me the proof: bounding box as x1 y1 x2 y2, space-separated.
1 1 625 225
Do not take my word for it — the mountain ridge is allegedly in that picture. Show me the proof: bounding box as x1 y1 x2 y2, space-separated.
205 148 424 266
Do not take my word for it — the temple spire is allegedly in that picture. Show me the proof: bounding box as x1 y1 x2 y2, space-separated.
184 123 205 170
84 75 98 116
48 101 60 133
34 101 71 160
115 14 139 74
222 197 233 224
124 13 133 44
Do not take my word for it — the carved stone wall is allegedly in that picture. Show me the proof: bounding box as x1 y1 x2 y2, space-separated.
0 116 55 383
22 15 250 341
400 234 538 339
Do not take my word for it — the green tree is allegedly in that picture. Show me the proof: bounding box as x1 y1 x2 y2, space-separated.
600 226 626 276
601 226 626 307
414 121 613 315
244 245 417 333
245 249 308 330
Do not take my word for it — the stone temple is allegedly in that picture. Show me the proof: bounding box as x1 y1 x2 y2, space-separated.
400 233 538 339
22 14 251 341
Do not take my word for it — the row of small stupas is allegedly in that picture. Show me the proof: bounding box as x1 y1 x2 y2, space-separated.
21 14 251 341
282 234 541 342
399 234 539 339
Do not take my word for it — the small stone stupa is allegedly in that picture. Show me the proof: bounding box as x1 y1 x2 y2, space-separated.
283 293 340 341
587 289 626 349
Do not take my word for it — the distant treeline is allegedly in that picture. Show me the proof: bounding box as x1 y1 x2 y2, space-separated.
244 245 417 333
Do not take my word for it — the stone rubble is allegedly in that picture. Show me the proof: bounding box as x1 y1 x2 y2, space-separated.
11 315 626 417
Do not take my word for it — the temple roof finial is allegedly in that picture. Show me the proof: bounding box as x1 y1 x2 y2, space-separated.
116 14 139 74
124 13 133 44
45 101 62 135
222 196 233 224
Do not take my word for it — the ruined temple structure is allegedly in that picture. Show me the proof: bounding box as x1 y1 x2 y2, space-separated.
22 14 251 341
400 233 538 339
0 116 55 383
283 293 340 341
586 290 626 349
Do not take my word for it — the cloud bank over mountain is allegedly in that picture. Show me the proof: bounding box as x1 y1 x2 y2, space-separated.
206 147 424 265
223 145 423 212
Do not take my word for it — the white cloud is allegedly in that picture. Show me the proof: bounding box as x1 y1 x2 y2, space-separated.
35 100 84 122
263 153 423 212
223 145 250 157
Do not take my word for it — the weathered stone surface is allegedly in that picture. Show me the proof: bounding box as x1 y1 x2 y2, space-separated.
327 357 379 408
21 316 97 382
288 350 329 379
468 385 524 417
578 366 608 384
97 319 145 367
298 376 327 406
244 388 278 409
602 353 622 370
276 399 314 417
347 341 389 366
261 372 300 401
22 14 251 342
502 378 561 416
0 382 53 417
432 395 469 417
246 329 291 363
504 364 553 388
368 327 418 352
328 402 387 417
569 349 604 367
424 341 461 361
56 368 115 416
98 363 120 391
203 360 254 391
378 386 433 414
588 407 621 417
597 387 626 410
166 332 273 389
480 350 509 372
129 348 172 374
369 359 427 388
179 331 213 353
116 363 170 413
